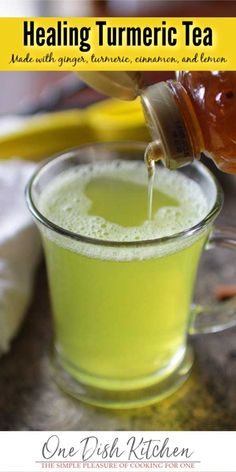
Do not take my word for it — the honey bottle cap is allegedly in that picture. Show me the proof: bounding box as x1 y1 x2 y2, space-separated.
141 81 196 169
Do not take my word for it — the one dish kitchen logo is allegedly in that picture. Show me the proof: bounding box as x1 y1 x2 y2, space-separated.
36 434 200 469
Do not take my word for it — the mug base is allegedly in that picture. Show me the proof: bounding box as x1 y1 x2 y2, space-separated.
51 345 194 409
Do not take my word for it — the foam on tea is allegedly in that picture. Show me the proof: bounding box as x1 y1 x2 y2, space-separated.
39 160 208 245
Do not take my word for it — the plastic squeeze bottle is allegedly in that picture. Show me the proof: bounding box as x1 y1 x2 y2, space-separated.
78 71 236 174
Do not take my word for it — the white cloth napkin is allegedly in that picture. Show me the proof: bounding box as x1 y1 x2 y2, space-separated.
0 160 41 354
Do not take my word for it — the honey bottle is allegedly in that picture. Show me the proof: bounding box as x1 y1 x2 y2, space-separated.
78 71 236 174
142 71 236 173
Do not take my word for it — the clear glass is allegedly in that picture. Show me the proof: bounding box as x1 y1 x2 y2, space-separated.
26 142 236 409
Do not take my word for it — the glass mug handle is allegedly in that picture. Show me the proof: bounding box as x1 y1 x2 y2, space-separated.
190 226 236 335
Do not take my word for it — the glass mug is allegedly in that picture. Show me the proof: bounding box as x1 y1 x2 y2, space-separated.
26 142 236 409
